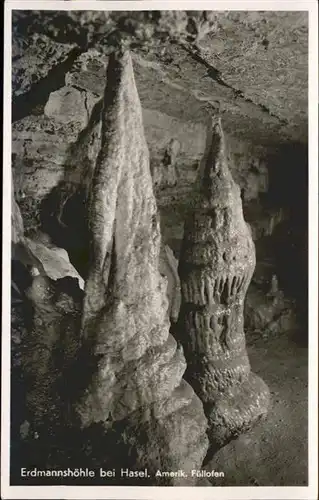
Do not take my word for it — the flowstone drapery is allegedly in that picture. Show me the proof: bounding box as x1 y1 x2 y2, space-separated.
177 117 270 449
73 50 208 484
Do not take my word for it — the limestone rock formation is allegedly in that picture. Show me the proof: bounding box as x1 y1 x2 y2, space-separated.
12 11 308 144
152 138 180 188
9 10 309 487
12 177 84 291
12 177 24 246
159 243 181 323
177 117 270 449
24 236 85 290
11 183 84 425
73 50 208 483
12 32 77 99
44 86 98 129
12 116 81 234
245 282 297 339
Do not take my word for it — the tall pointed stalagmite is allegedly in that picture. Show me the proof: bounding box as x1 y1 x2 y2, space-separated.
177 117 270 450
75 50 208 484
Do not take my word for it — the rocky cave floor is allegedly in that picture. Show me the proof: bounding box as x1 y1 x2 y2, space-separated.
200 328 308 487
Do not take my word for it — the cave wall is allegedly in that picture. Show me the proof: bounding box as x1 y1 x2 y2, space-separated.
12 50 207 234
8 10 310 491
12 48 273 239
12 27 307 342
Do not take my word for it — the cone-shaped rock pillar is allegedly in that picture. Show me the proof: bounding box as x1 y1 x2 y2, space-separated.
177 117 270 450
76 50 208 484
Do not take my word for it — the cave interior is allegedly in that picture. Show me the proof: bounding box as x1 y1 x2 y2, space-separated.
10 9 308 488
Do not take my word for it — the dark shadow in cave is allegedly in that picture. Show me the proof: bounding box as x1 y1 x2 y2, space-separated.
264 143 308 343
39 97 104 280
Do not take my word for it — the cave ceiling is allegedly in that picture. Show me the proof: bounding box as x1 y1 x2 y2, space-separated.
12 10 308 146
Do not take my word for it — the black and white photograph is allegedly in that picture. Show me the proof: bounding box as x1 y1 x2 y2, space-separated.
2 1 318 499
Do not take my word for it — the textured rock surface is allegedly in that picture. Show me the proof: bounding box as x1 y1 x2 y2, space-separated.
204 332 307 486
10 196 85 488
22 273 83 427
12 33 77 98
159 244 181 323
152 138 180 188
197 12 308 137
177 118 270 449
24 235 85 290
12 85 271 243
12 47 208 236
44 86 98 129
12 116 81 234
12 11 308 144
74 50 208 484
12 178 24 245
11 181 84 420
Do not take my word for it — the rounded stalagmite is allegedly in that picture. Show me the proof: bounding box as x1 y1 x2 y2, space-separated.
177 117 270 450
